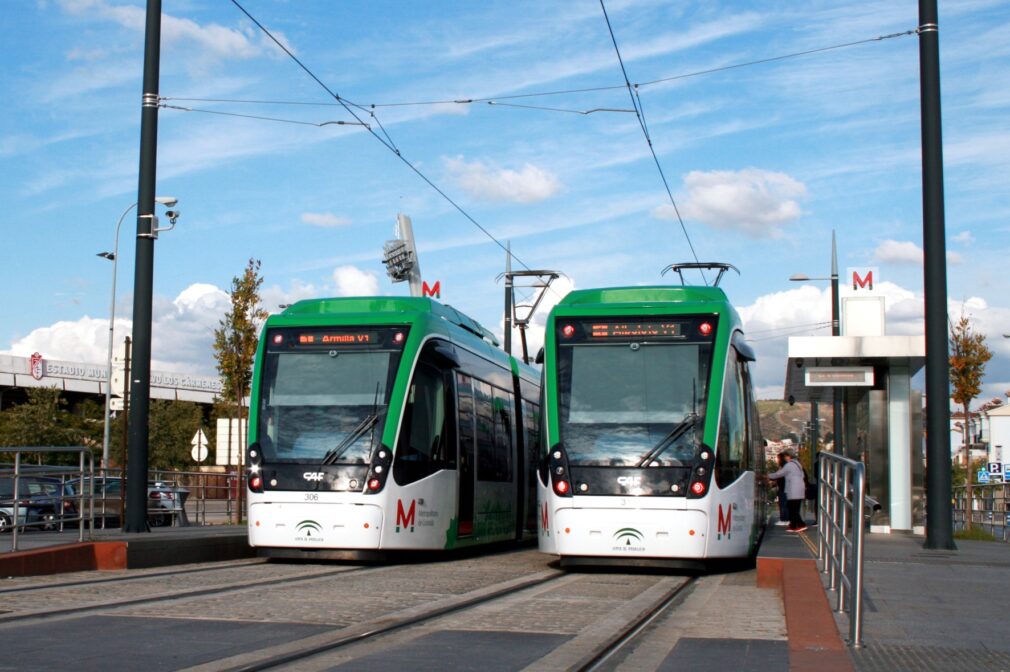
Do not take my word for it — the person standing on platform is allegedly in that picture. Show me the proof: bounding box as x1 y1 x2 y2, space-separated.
766 448 807 532
770 453 790 526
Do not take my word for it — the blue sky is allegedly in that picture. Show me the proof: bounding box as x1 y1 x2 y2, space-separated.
2 0 1009 402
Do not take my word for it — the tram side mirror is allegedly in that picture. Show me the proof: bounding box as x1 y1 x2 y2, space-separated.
534 347 544 365
432 343 461 369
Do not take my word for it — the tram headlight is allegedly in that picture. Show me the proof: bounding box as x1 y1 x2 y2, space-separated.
248 442 263 467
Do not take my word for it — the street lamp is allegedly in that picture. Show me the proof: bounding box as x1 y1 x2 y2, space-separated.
790 230 843 456
97 196 178 470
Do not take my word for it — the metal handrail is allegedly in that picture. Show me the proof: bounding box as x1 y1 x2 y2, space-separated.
816 451 867 647
1 447 95 552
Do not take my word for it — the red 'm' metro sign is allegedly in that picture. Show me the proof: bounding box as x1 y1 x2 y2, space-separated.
847 267 879 292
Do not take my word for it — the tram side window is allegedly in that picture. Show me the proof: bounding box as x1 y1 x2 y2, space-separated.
537 376 549 484
393 352 456 485
715 349 747 487
474 381 512 482
524 399 541 469
457 373 475 467
492 387 514 481
743 363 763 473
473 380 495 481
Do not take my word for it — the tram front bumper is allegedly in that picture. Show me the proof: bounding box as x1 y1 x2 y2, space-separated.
552 507 708 558
248 502 383 549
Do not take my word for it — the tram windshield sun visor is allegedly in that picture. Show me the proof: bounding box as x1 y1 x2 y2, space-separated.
555 316 715 468
256 326 408 464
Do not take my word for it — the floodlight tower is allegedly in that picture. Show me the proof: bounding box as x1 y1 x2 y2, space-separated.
382 214 423 297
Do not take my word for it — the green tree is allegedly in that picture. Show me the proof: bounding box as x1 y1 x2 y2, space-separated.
949 313 993 528
0 387 87 464
148 399 205 470
213 258 268 520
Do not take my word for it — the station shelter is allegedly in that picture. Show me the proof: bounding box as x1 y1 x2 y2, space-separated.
784 295 926 534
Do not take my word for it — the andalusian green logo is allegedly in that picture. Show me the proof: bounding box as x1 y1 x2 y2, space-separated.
296 520 322 537
614 527 644 546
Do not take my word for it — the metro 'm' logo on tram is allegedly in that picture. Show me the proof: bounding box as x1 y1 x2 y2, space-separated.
717 504 732 540
541 501 549 535
396 499 416 533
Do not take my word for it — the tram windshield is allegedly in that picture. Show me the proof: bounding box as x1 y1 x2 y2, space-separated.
555 317 715 467
255 326 408 464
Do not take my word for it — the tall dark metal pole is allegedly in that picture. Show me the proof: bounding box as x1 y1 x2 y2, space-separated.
831 231 843 454
504 242 513 355
124 0 162 533
919 0 956 550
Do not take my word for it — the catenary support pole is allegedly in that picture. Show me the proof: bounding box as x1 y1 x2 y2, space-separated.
919 0 956 550
831 231 843 454
504 242 513 355
125 0 162 533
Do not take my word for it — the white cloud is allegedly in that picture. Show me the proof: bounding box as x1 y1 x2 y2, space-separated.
873 239 921 264
261 279 319 313
443 156 562 204
736 280 927 396
301 212 351 228
3 283 231 375
57 0 272 61
332 266 379 296
656 168 806 238
873 239 963 265
951 230 975 245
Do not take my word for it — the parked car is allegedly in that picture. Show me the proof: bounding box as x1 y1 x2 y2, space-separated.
68 477 189 528
0 475 74 532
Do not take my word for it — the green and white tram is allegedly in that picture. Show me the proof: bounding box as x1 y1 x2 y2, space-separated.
246 297 541 558
537 267 766 567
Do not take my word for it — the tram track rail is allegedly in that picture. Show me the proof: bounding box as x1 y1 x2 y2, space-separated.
183 569 566 672
0 558 269 595
570 574 700 672
0 563 373 624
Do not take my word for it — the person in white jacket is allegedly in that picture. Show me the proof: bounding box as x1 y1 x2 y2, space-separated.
766 448 807 532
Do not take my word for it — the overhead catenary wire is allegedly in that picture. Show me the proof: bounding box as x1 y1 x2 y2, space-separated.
159 103 369 128
746 323 834 342
158 26 916 112
227 0 535 274
745 320 832 336
599 0 704 282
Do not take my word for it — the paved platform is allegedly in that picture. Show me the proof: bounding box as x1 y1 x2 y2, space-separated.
848 532 1010 672
4 521 1008 671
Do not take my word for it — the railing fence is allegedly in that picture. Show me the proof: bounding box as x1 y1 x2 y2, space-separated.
816 451 867 648
2 447 239 553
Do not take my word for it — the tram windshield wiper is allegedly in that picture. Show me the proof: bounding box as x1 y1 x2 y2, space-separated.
322 413 379 465
637 413 698 468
